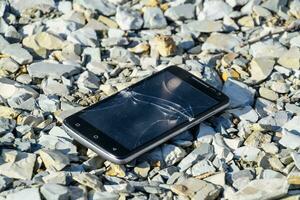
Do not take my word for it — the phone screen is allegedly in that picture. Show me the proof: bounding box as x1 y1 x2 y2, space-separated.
78 71 219 150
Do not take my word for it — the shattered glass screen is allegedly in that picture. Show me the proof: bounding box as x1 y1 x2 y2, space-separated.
79 71 219 150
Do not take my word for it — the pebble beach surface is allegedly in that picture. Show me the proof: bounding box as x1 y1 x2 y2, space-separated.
0 0 300 199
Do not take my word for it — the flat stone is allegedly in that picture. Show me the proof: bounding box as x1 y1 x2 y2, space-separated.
222 78 256 108
49 126 72 140
0 105 19 119
42 171 67 185
67 27 99 47
110 47 139 64
151 35 177 57
134 161 150 178
73 173 102 191
0 150 36 180
250 41 287 58
162 144 186 166
249 57 275 83
143 7 167 29
178 143 214 171
228 178 289 200
38 94 60 113
39 149 70 171
77 71 101 93
2 43 32 65
75 0 116 16
262 169 285 179
116 6 143 30
0 57 19 73
259 87 278 101
38 134 77 155
28 62 81 79
89 191 119 200
198 0 233 20
171 178 221 199
34 32 64 50
165 4 195 21
191 160 216 177
202 33 240 52
278 47 300 69
41 78 70 97
261 143 279 154
0 117 15 135
270 81 290 93
9 0 55 14
195 123 216 144
234 146 262 162
45 18 79 38
6 188 41 200
181 20 223 36
41 183 69 200
228 106 259 122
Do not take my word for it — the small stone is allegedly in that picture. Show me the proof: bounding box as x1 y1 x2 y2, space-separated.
228 106 258 122
143 7 167 29
237 16 255 27
0 106 19 119
228 178 289 200
77 71 100 93
271 81 290 93
6 188 41 200
0 175 12 192
279 129 300 150
69 186 87 200
278 47 300 69
152 35 176 57
49 126 72 140
204 172 226 186
0 117 15 135
165 4 195 21
104 182 134 193
42 172 67 185
38 95 60 113
198 0 233 20
34 32 64 50
28 62 81 79
41 78 70 97
244 131 272 148
0 57 19 73
2 43 33 65
67 28 98 47
116 6 143 30
178 144 214 171
191 160 216 177
98 15 119 28
89 191 119 200
106 163 126 177
290 0 300 19
110 46 140 64
73 173 102 191
38 134 77 155
249 57 275 83
162 144 186 167
41 183 69 200
222 78 256 108
39 149 70 171
9 0 55 14
181 20 223 36
134 161 150 178
75 0 116 16
259 87 278 101
234 146 262 162
261 143 279 154
250 41 287 58
0 150 36 180
128 43 150 54
202 33 240 52
195 123 216 144
171 178 221 199
262 169 285 179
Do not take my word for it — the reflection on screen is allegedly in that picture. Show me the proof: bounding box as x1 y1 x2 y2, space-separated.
79 71 218 150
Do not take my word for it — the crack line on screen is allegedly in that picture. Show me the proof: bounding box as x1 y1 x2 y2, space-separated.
82 82 210 148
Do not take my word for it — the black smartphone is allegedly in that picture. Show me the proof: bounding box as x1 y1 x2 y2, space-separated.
63 66 229 164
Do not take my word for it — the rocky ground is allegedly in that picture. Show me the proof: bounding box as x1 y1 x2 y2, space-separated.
0 0 299 199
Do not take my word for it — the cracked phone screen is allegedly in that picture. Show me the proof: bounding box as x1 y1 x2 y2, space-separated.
79 71 219 150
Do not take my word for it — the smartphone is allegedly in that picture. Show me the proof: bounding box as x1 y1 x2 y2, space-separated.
63 66 229 164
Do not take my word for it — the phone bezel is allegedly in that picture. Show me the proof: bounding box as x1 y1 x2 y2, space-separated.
63 66 229 161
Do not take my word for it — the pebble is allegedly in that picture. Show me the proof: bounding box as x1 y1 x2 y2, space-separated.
191 160 216 177
34 32 64 50
228 106 259 122
250 41 287 58
229 178 289 200
39 149 70 171
202 33 240 52
27 62 81 79
278 47 300 70
116 6 143 30
38 95 60 113
271 81 290 93
182 20 223 37
41 183 69 200
6 188 41 200
0 57 19 73
259 87 278 101
73 173 102 191
198 0 233 20
162 144 186 167
77 71 101 93
0 150 36 180
67 27 99 47
171 178 221 199
134 161 150 178
2 43 33 65
222 78 256 108
143 7 167 29
234 146 262 162
152 35 177 57
75 0 116 16
165 4 195 21
249 57 275 83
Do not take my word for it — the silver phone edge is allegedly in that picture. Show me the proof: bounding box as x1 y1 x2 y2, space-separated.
62 101 229 164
